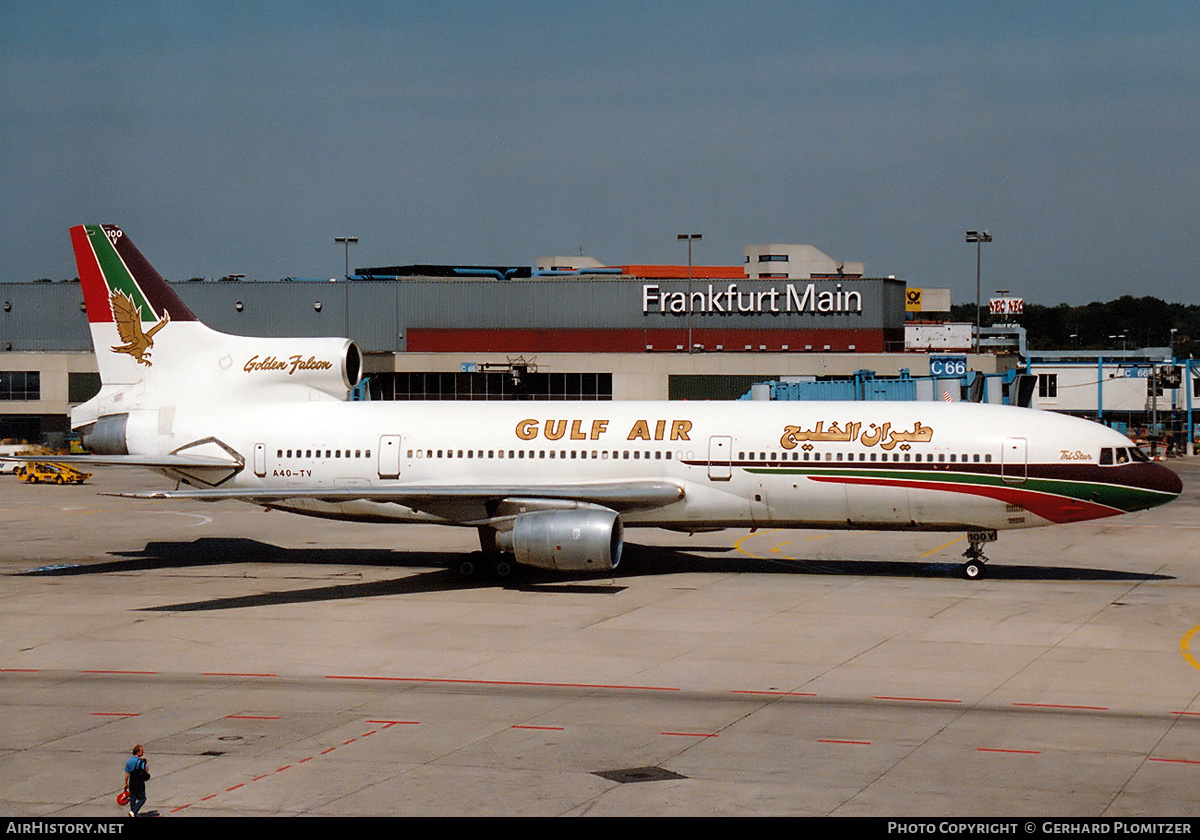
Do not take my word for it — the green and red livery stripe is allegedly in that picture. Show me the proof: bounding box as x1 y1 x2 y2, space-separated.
72 224 196 324
745 465 1174 525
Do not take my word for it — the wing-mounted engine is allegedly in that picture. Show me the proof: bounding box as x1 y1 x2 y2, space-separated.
236 338 362 400
492 501 624 572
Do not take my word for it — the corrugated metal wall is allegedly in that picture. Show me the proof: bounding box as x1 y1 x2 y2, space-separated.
0 276 905 353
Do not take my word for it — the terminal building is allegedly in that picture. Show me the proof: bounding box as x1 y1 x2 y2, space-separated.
10 237 1192 448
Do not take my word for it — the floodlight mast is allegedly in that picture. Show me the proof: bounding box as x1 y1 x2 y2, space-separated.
677 233 702 353
335 236 359 337
965 230 992 354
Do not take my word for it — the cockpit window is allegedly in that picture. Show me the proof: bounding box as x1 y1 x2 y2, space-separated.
1115 448 1130 464
1128 447 1150 462
1100 447 1113 465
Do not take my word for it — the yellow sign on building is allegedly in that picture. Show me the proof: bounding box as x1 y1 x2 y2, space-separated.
905 288 950 312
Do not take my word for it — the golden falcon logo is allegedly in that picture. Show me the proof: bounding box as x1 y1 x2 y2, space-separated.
109 290 170 366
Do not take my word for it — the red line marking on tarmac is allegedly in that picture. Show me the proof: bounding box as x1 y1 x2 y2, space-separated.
0 668 39 672
512 725 565 731
661 731 717 738
1012 702 1109 711
875 695 961 704
226 714 281 720
978 747 1041 755
175 715 417 812
325 674 679 692
1149 757 1200 766
818 739 871 745
1171 711 1200 716
91 712 139 717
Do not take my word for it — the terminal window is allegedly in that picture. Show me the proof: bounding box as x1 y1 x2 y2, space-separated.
369 371 612 401
1037 373 1058 399
0 371 39 401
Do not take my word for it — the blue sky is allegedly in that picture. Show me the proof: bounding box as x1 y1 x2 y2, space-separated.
3 1 1198 309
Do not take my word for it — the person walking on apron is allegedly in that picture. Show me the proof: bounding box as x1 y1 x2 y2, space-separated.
122 745 150 817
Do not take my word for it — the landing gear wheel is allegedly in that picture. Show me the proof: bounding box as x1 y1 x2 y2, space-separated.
457 559 477 577
962 560 985 580
960 529 997 582
493 559 513 578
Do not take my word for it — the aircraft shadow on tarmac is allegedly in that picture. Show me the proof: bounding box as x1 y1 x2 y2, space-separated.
13 537 1173 612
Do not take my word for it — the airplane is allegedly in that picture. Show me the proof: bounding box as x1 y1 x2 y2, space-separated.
33 224 1183 580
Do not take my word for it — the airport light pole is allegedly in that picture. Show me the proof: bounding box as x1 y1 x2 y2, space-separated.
677 233 701 353
965 230 992 354
335 236 358 337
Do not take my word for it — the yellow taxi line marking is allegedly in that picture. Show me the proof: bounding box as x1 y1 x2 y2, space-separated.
735 530 831 560
734 529 780 559
1180 624 1200 674
738 532 964 564
920 536 965 559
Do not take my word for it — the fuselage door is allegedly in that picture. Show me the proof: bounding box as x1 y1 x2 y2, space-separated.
253 443 266 478
707 435 732 481
1001 437 1027 483
378 435 402 479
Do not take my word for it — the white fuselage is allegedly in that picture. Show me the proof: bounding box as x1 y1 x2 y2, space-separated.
129 398 1153 533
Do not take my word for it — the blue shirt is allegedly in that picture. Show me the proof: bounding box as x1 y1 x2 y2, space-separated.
124 755 147 791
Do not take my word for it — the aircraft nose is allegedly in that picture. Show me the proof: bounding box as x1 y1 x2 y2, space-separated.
1155 463 1184 498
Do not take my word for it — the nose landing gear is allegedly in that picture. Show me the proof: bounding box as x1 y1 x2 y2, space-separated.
961 529 997 580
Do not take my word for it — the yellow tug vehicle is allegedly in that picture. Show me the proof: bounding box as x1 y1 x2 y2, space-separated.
14 447 91 485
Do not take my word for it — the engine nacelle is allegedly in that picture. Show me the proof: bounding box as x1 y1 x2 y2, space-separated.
238 338 362 399
496 507 623 572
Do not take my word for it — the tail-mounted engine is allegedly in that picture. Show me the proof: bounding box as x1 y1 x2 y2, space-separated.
238 338 362 399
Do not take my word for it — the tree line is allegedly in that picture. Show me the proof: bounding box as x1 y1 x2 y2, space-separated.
947 296 1200 356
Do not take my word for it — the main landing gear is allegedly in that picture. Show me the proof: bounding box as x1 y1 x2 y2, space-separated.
961 530 997 580
457 527 514 579
457 555 513 578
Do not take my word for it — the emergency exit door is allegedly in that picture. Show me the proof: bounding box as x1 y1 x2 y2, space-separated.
1001 437 1027 483
707 435 732 481
378 435 402 479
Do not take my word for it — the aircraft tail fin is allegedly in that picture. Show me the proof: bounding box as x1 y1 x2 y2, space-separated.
69 225 362 438
71 224 201 386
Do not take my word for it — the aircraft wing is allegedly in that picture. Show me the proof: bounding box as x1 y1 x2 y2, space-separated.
106 480 686 521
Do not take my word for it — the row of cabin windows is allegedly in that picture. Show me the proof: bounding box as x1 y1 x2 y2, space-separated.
739 451 993 463
274 447 1000 464
408 449 677 461
278 449 371 459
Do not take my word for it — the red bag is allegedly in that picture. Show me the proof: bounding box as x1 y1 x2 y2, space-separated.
116 790 129 806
